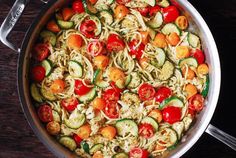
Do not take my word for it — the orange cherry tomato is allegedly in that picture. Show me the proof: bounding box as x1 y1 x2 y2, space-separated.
166 32 180 46
92 97 106 110
175 16 188 30
181 66 195 80
76 124 91 139
93 151 104 158
185 84 198 99
108 67 125 82
94 55 109 69
67 34 83 50
197 63 209 75
50 79 66 93
153 33 167 48
46 20 60 33
139 57 150 69
46 121 61 135
148 109 163 123
176 46 190 59
114 5 129 20
139 31 149 44
101 126 117 140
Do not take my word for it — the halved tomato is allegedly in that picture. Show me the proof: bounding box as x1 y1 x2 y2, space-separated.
137 7 150 17
80 19 97 38
138 83 156 101
61 97 79 112
155 86 172 103
87 40 105 56
103 88 120 103
188 94 204 113
38 104 53 123
31 66 46 82
139 123 155 138
116 0 131 5
107 34 125 52
162 106 181 124
128 39 145 60
192 49 205 64
103 102 119 119
74 80 92 96
33 43 49 61
129 147 149 158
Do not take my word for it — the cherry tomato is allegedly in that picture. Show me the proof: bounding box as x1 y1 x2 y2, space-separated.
61 97 79 112
137 7 150 17
80 19 97 38
103 88 120 103
38 104 53 123
114 5 129 19
87 40 105 56
138 83 156 101
149 5 161 16
46 20 60 33
129 147 149 158
31 66 46 82
110 81 123 94
188 94 204 113
139 123 155 138
33 43 49 61
116 0 131 5
107 34 125 52
92 97 106 110
187 108 196 118
50 79 66 93
46 121 60 135
128 39 145 60
162 6 179 23
192 49 205 64
155 86 172 103
73 134 83 146
72 0 85 13
74 80 92 96
162 106 181 124
94 55 109 69
103 102 119 119
67 34 84 50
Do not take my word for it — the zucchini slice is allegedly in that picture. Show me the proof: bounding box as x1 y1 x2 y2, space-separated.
147 12 163 29
141 116 159 131
125 74 132 86
30 83 44 102
40 30 56 46
93 69 109 88
65 110 86 129
40 87 57 101
188 33 200 48
52 110 61 123
78 88 97 103
159 128 178 148
150 48 166 68
89 143 104 155
158 61 175 81
148 27 157 40
142 0 156 6
68 60 83 78
115 119 138 137
172 122 185 139
121 92 141 106
127 72 141 89
100 10 113 25
57 19 74 29
41 59 53 77
201 75 209 97
161 23 181 35
112 153 129 158
159 96 184 110
59 137 77 151
82 0 98 14
178 57 198 68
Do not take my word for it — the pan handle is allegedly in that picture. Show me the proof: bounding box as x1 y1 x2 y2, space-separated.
206 124 236 151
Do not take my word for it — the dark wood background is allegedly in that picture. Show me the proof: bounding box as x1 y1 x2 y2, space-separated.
0 0 236 157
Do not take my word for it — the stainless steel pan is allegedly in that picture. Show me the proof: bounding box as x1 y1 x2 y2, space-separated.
0 0 235 157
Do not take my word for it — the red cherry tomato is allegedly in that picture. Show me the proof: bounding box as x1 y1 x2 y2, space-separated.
80 19 97 38
188 94 204 113
139 123 155 138
149 5 161 16
128 39 145 60
155 86 172 103
103 102 119 119
38 104 53 123
137 7 150 17
162 6 179 23
73 134 83 146
129 147 149 158
87 40 105 56
110 81 123 94
103 88 120 103
162 106 181 124
74 80 92 96
33 43 49 61
187 108 196 118
116 0 131 5
192 49 205 64
138 83 156 101
107 34 125 52
31 66 46 82
72 0 85 13
61 97 79 112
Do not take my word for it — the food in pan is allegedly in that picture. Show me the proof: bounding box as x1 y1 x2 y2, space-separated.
30 0 210 157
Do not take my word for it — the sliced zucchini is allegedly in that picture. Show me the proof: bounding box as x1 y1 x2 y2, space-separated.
90 143 104 155
68 60 83 78
141 116 159 131
90 16 102 36
159 96 184 110
172 122 185 139
78 88 97 103
41 59 53 77
159 128 178 148
183 116 193 131
179 57 198 68
147 12 163 29
57 20 74 29
40 30 56 46
59 136 77 151
82 0 98 14
127 72 141 89
65 110 86 129
148 27 156 40
81 141 90 154
112 153 129 158
150 48 166 68
188 33 200 48
157 0 170 7
142 0 155 6
30 83 44 102
52 110 61 123
95 3 109 11
115 79 125 89
40 87 57 101
121 92 141 106
100 10 113 25
115 119 138 137
161 23 181 35
125 74 132 86
158 60 175 81
93 69 109 88
201 75 209 97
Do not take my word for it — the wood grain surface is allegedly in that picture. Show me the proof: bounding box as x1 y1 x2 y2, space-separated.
0 0 236 158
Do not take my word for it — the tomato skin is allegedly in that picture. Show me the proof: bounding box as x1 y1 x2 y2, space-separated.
103 102 119 119
73 134 83 146
38 104 53 123
149 5 161 16
139 123 155 138
74 80 92 96
80 19 97 38
155 86 172 103
192 49 205 64
103 88 120 103
46 121 60 135
162 6 179 23
137 7 150 17
46 20 60 33
138 83 156 101
107 34 125 52
31 66 46 82
162 106 181 124
72 0 85 13
188 94 204 113
116 0 131 5
128 40 145 60
129 147 149 158
110 81 123 94
87 40 105 56
61 97 79 112
114 5 129 19
50 79 66 93
67 34 83 50
33 43 49 61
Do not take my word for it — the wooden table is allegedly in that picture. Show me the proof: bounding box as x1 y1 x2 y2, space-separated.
0 0 236 157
